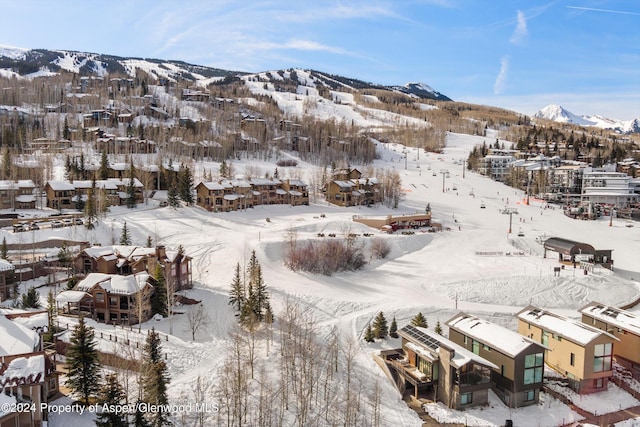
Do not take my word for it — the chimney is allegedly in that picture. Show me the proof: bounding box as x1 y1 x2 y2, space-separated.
156 245 166 259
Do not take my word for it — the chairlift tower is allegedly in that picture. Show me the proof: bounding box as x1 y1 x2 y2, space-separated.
439 169 449 193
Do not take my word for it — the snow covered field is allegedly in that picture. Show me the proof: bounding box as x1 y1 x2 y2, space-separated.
5 130 640 426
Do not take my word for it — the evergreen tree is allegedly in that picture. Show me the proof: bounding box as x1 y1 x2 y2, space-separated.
372 311 388 339
44 291 57 342
21 287 41 309
84 184 97 229
411 312 428 329
151 264 167 317
228 263 245 316
1 237 7 259
146 235 153 248
120 222 131 245
99 151 109 180
177 164 194 205
133 399 151 427
219 160 228 178
66 316 101 405
95 374 128 427
389 316 398 338
435 320 443 335
141 329 170 427
364 323 375 342
167 181 180 208
126 159 137 209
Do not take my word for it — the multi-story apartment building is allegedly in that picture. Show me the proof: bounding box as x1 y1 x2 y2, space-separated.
447 312 546 407
580 168 638 207
517 305 618 394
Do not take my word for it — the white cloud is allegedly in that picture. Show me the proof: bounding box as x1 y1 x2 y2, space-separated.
494 56 509 95
509 10 527 44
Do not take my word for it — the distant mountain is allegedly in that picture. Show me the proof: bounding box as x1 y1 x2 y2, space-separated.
534 104 640 134
0 46 451 101
390 82 451 101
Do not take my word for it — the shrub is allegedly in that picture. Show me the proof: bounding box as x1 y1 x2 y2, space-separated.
369 237 391 259
286 238 366 275
276 159 298 167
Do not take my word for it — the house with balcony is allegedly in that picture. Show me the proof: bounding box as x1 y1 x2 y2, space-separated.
44 181 76 210
0 180 37 210
283 179 309 206
446 312 546 407
382 324 496 410
517 305 618 394
0 313 59 426
580 302 640 379
73 272 155 325
74 244 192 292
580 168 638 208
324 168 381 207
0 259 16 302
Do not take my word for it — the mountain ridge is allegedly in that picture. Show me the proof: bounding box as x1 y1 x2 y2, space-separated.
534 104 640 135
0 45 451 101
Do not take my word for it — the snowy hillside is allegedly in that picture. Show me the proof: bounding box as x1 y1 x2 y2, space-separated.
534 104 640 134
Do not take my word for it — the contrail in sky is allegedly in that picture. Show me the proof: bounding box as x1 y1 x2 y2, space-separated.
567 6 640 16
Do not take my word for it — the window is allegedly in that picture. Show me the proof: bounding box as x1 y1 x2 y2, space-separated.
472 340 479 355
109 296 117 307
461 392 472 405
524 353 544 385
594 343 612 372
525 390 535 402
542 331 549 347
570 353 575 366
96 292 104 303
594 378 604 389
463 335 467 345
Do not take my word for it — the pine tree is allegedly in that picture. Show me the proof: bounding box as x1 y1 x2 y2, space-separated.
389 316 398 338
167 181 180 208
411 312 428 329
95 374 128 427
99 151 109 180
21 287 41 308
177 164 194 205
141 329 170 427
228 263 245 316
44 291 57 342
435 320 443 335
66 316 101 405
133 398 151 427
120 222 131 245
1 237 7 259
146 235 153 248
372 311 388 339
126 159 137 209
63 117 70 140
151 264 167 317
219 160 228 178
364 323 375 342
84 184 97 229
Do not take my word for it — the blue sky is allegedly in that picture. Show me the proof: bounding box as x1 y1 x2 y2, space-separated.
1 0 639 119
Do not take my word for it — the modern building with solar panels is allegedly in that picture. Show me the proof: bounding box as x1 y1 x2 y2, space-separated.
382 324 497 410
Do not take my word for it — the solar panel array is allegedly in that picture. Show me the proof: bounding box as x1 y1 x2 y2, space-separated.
400 325 442 351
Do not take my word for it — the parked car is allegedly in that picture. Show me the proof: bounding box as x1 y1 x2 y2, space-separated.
74 218 83 225
13 224 26 233
62 219 73 226
159 200 168 207
29 223 40 231
51 220 63 228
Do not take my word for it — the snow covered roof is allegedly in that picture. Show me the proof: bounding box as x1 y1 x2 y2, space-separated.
446 312 544 358
46 180 75 191
399 324 498 370
579 302 640 337
56 290 92 303
15 195 36 203
517 306 618 346
0 259 15 272
199 181 224 190
333 180 354 188
0 316 39 356
76 272 151 295
9 312 48 330
0 354 45 387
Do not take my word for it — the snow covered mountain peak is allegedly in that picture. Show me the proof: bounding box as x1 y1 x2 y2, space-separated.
534 104 640 134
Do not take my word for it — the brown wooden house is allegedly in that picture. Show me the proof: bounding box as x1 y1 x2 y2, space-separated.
74 272 155 325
